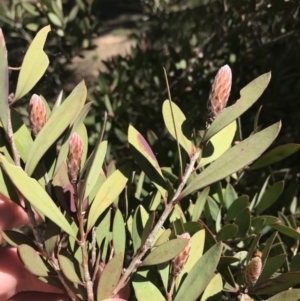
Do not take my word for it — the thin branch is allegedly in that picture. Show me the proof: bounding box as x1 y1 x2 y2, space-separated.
112 149 201 296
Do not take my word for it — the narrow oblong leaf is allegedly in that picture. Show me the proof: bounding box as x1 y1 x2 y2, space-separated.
265 289 300 301
87 164 130 232
112 209 126 260
162 100 195 156
142 238 189 266
271 224 300 240
180 122 281 199
0 155 75 237
96 253 123 301
132 206 149 253
200 273 223 301
81 140 107 201
251 272 300 295
174 242 222 301
216 224 238 241
176 229 205 288
203 72 271 143
257 254 287 284
18 244 50 277
255 181 284 214
58 254 83 284
250 143 300 170
14 25 51 101
200 121 236 167
25 81 87 176
128 124 166 198
191 187 209 221
132 274 165 301
0 29 8 132
2 230 38 249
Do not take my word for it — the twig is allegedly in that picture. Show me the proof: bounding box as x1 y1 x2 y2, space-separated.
76 183 94 301
112 149 201 296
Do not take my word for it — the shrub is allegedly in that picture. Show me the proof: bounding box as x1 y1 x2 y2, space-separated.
1 25 300 301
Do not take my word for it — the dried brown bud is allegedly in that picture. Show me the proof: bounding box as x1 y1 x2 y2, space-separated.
207 65 232 124
244 251 262 286
67 132 83 184
172 232 191 276
29 94 47 137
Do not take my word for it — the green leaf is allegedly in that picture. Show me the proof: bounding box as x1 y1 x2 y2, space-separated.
0 30 8 133
132 206 149 253
225 195 249 222
87 164 130 232
25 81 87 176
128 124 166 199
48 12 63 27
81 140 107 201
18 244 50 277
203 72 271 143
251 272 300 295
58 253 83 284
200 121 236 167
176 229 205 288
265 289 300 301
250 143 300 170
153 229 172 247
14 25 51 101
44 219 60 256
224 183 238 208
174 242 222 301
0 155 75 237
141 212 155 247
235 207 250 237
200 273 223 301
258 254 287 283
142 238 189 266
180 122 281 199
255 181 284 214
2 230 38 249
96 253 123 301
272 224 300 240
162 100 195 156
11 109 33 162
216 224 238 241
132 274 166 301
191 187 209 221
112 209 126 260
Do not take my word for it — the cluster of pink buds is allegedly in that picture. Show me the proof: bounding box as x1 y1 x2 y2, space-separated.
207 64 232 124
29 94 47 137
67 132 83 184
172 232 191 276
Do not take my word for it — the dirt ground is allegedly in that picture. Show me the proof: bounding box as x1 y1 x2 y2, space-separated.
63 1 142 91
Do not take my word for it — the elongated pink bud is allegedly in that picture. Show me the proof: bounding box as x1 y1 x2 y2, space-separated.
207 65 232 124
29 94 47 137
67 132 83 184
244 251 262 286
172 232 191 276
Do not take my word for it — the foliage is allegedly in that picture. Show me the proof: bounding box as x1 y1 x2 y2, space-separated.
90 0 300 161
1 25 300 301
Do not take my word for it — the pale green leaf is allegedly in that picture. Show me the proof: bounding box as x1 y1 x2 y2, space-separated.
14 25 51 101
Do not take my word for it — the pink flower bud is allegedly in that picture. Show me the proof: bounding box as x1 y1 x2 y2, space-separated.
29 94 47 137
207 65 232 123
172 232 191 276
67 132 83 184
